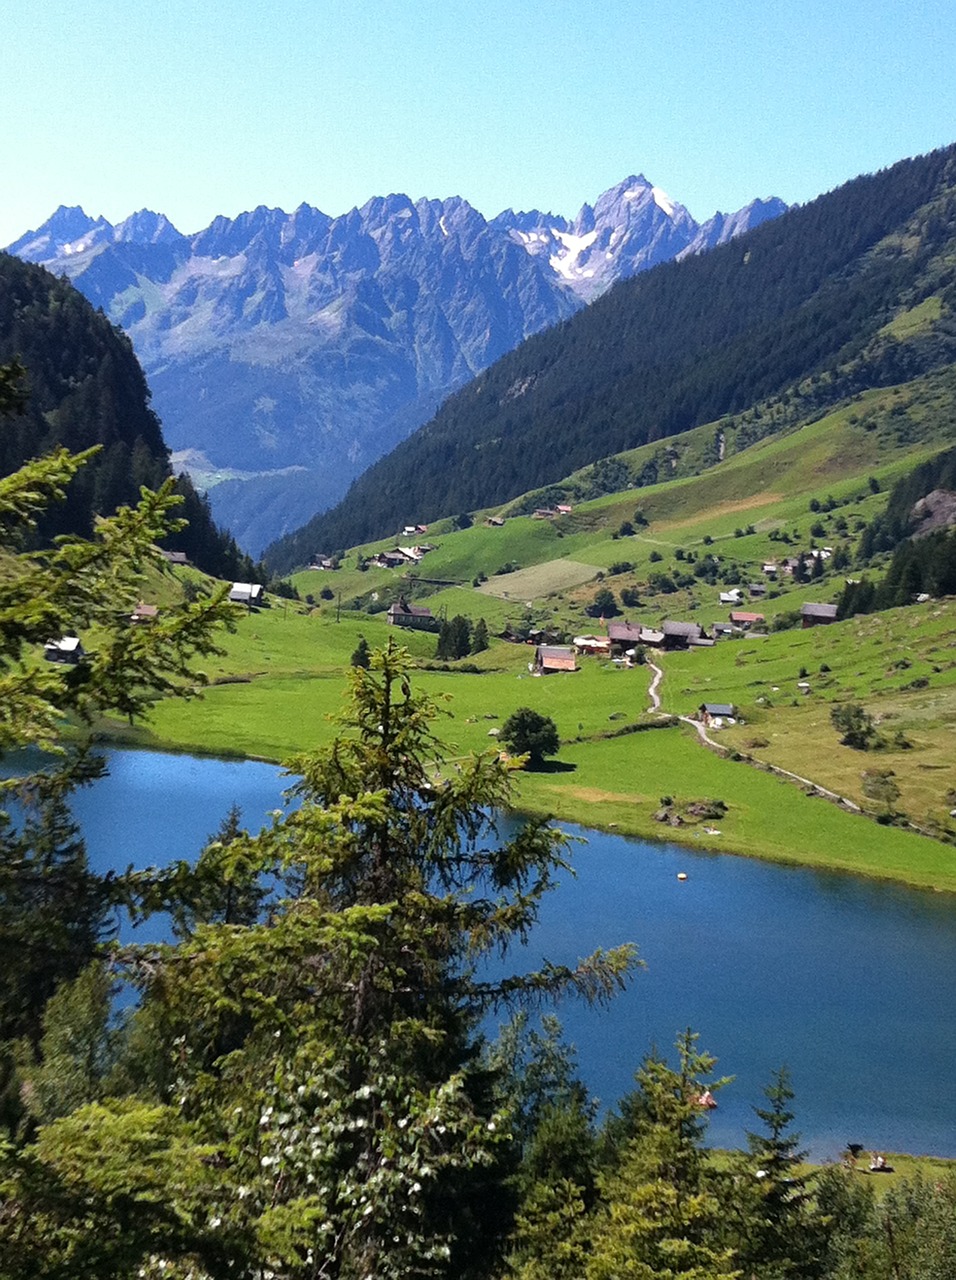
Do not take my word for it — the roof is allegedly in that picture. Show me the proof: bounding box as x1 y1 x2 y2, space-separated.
662 620 702 638
229 582 263 602
701 702 735 716
387 600 433 618
536 645 577 670
730 611 765 623
131 602 159 620
45 635 82 652
608 621 644 643
801 602 838 619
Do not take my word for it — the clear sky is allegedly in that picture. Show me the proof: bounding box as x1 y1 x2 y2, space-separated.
4 0 956 246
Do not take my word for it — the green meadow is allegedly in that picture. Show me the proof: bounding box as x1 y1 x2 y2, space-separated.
99 372 956 891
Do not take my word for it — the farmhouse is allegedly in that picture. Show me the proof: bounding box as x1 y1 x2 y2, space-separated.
607 620 643 652
373 550 408 569
729 610 765 629
607 620 664 652
387 599 437 631
44 636 85 664
662 620 704 650
801 602 838 627
719 589 744 605
698 702 736 726
573 634 612 656
161 550 188 565
131 602 159 623
229 583 264 606
533 644 577 673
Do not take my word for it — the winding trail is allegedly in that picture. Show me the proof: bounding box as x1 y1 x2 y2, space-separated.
646 660 664 712
647 656 862 813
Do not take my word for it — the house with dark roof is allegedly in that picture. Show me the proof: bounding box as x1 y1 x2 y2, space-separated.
661 620 704 649
801 602 838 628
387 599 437 631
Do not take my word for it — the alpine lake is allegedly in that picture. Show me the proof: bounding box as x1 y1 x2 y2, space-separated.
41 747 956 1162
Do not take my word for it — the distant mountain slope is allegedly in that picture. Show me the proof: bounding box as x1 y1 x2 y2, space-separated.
0 253 256 578
264 144 956 572
7 181 784 552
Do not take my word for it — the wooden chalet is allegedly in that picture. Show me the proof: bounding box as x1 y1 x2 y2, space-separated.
661 620 704 650
387 599 437 631
729 610 765 629
801 602 838 627
572 634 611 656
131 602 159 623
533 645 577 674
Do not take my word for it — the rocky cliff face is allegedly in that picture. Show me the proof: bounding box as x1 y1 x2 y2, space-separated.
8 182 784 553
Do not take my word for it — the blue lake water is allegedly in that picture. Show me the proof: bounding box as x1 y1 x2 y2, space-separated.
15 747 956 1161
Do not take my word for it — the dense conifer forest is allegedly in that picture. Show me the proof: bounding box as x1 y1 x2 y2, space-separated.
267 143 956 571
0 253 257 579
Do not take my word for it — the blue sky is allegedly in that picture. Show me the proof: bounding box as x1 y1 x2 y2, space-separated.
5 0 956 246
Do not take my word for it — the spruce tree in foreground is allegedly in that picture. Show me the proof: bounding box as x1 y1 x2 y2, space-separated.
2 643 635 1279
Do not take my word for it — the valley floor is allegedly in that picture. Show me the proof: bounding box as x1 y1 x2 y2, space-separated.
99 605 956 895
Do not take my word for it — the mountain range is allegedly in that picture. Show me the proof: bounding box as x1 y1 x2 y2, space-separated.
265 143 956 572
6 181 785 553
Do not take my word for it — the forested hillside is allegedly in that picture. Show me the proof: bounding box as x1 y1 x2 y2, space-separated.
0 253 256 578
268 143 956 571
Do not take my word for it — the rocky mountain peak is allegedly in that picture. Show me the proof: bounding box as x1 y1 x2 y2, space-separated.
5 172 786 553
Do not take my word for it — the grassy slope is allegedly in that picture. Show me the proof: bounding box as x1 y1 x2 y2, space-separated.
99 372 956 889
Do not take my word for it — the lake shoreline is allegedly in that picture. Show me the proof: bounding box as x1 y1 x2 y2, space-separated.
87 722 956 896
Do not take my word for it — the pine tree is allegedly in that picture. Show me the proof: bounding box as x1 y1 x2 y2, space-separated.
4 644 636 1279
727 1067 820 1279
350 634 372 668
588 1031 739 1280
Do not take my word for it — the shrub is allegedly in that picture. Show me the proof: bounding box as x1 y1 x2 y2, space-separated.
831 703 876 749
